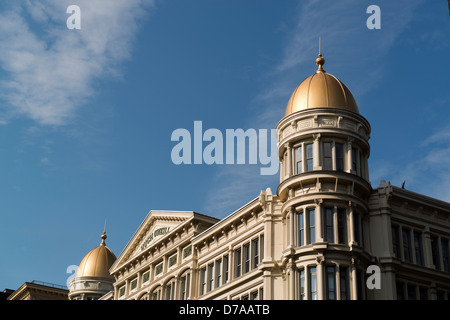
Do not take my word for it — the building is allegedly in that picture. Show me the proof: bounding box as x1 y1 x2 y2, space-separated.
7 281 68 300
69 53 450 300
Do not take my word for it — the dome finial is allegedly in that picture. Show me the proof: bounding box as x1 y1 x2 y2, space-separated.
315 37 325 73
100 219 107 246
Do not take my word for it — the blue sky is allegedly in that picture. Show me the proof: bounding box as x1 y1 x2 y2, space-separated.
0 0 449 291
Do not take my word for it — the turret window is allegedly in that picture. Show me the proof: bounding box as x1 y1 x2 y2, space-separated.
296 146 303 174
323 142 332 170
306 144 313 172
335 143 344 172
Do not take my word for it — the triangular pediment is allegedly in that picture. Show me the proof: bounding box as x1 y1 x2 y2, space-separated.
110 211 196 272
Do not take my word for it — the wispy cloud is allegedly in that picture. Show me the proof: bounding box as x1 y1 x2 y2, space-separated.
371 126 450 202
0 0 154 125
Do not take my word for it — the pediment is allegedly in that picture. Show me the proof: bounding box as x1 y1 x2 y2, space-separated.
110 211 195 272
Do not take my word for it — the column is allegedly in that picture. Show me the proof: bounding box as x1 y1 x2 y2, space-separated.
347 139 353 173
348 203 356 246
289 260 295 299
313 133 321 170
289 207 295 248
317 260 324 300
350 262 357 300
316 200 324 242
286 144 292 177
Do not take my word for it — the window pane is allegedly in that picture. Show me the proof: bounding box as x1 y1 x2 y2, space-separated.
325 207 334 243
326 266 336 300
352 148 357 173
354 212 360 244
298 269 305 300
309 267 317 300
340 267 349 300
223 255 229 284
296 146 302 174
337 208 347 244
308 209 315 244
235 248 241 277
392 226 400 258
413 232 424 266
244 244 250 274
431 236 440 270
336 143 344 171
298 211 304 246
252 238 259 269
402 229 412 262
323 142 332 170
442 239 450 272
306 144 313 172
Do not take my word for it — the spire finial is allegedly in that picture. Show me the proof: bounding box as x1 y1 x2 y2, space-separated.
100 219 107 245
315 37 325 73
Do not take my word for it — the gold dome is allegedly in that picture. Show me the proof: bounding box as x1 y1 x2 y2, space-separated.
76 232 116 279
284 53 359 116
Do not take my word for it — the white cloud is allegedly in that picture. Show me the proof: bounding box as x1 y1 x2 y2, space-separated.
0 0 154 125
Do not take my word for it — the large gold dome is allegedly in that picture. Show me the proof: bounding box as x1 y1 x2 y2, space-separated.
76 232 116 279
284 53 359 116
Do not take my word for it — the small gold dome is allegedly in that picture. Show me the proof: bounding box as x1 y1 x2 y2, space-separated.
76 232 116 279
285 53 359 116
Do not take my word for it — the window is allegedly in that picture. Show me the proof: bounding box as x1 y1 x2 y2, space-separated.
130 278 138 291
182 245 192 259
431 236 440 270
180 273 190 300
354 212 361 245
165 282 172 300
296 146 303 174
396 282 405 300
252 238 260 269
340 267 350 300
392 226 400 258
306 143 313 172
356 270 364 300
155 261 163 276
119 285 126 298
223 255 229 284
298 269 305 300
260 235 264 261
413 232 424 266
323 142 332 170
297 211 305 246
243 243 250 274
324 207 334 242
326 266 336 300
142 270 150 284
200 267 206 295
309 267 317 300
402 229 412 263
337 208 347 244
234 248 242 278
307 209 315 244
352 148 357 173
168 253 177 268
359 152 364 178
215 259 222 288
208 263 214 292
407 284 416 300
250 291 259 300
419 287 428 300
442 239 450 272
335 143 344 171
